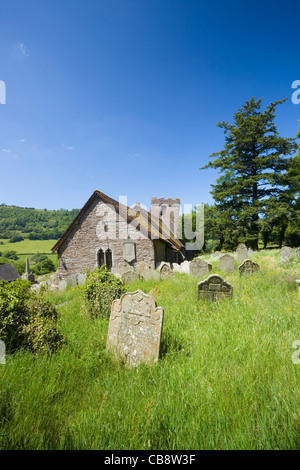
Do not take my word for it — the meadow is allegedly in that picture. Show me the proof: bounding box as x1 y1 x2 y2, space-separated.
0 239 58 268
0 250 299 450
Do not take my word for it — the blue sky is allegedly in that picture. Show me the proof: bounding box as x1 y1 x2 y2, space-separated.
0 0 299 211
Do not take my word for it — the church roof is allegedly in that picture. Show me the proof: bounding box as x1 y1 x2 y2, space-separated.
0 264 21 282
51 189 184 253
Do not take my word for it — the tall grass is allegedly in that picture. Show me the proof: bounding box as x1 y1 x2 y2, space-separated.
0 252 299 449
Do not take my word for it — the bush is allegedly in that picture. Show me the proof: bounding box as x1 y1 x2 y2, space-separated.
82 266 126 318
33 258 56 275
0 279 65 353
2 250 18 260
9 234 24 243
31 253 48 264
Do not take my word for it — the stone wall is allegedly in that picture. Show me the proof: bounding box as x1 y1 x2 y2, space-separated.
57 199 156 279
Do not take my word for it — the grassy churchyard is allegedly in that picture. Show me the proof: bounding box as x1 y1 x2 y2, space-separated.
0 249 299 450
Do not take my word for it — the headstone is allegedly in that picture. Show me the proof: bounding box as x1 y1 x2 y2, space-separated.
121 270 140 284
58 279 67 291
135 261 152 274
141 268 160 281
219 253 235 273
212 251 221 258
180 260 190 274
66 274 77 288
236 243 248 264
123 240 136 263
77 273 87 286
239 259 260 276
198 274 233 302
158 263 173 279
106 289 164 367
190 258 212 277
280 246 293 264
21 257 35 283
295 248 300 259
172 263 181 273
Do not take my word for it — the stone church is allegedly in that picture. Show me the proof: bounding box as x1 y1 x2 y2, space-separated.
52 189 184 279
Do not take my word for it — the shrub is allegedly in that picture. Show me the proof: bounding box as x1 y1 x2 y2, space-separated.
2 250 18 260
31 253 48 264
82 266 126 318
0 279 65 353
9 234 24 243
33 258 56 275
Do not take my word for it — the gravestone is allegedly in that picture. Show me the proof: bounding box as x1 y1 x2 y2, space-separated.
158 263 173 279
212 251 221 258
58 279 67 291
198 274 233 302
141 268 160 281
106 289 164 367
121 270 140 284
236 243 248 264
239 259 260 276
135 261 152 274
295 248 300 259
172 263 181 273
219 254 235 273
190 258 212 277
280 246 293 264
66 274 77 288
77 273 87 286
180 260 190 274
21 257 35 283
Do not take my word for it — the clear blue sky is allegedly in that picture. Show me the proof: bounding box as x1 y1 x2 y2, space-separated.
0 0 299 211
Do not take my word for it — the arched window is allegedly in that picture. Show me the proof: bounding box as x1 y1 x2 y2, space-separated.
105 249 112 270
98 249 105 267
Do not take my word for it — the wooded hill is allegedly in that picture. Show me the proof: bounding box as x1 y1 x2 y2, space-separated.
0 204 80 241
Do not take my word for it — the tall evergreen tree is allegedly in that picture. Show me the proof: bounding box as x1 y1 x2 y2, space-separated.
201 97 298 250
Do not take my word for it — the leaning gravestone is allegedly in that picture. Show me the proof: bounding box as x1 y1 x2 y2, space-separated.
219 254 235 273
236 243 248 264
121 270 140 284
239 259 260 276
295 248 300 259
198 274 233 302
106 289 164 367
190 258 212 277
280 246 293 264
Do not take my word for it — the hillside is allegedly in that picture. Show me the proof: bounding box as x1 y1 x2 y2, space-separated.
0 204 79 241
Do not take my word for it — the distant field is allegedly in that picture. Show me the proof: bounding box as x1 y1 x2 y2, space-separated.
0 239 58 255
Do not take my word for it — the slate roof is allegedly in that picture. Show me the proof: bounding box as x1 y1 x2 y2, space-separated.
0 264 21 282
52 189 184 253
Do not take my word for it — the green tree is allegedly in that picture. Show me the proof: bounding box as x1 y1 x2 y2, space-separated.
201 97 298 250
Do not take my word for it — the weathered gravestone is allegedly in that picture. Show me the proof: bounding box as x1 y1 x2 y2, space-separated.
296 248 300 259
121 270 140 284
141 268 160 281
106 289 164 367
239 259 260 276
180 260 190 274
236 243 248 264
66 274 77 288
219 254 235 273
198 274 233 302
157 263 173 279
135 261 152 274
280 246 293 264
190 258 212 277
172 263 181 273
21 257 35 283
77 273 87 286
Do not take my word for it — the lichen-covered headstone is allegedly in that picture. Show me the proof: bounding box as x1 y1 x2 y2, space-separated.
106 289 164 367
280 246 293 264
198 274 233 302
141 268 160 281
190 258 212 277
239 259 260 276
158 263 173 279
219 254 235 273
236 243 248 264
180 260 190 274
121 270 140 284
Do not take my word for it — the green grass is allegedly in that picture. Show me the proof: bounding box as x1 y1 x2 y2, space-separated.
0 239 57 255
0 251 300 449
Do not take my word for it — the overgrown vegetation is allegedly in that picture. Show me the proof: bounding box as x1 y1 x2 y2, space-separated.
0 250 299 449
82 266 126 318
0 279 65 353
